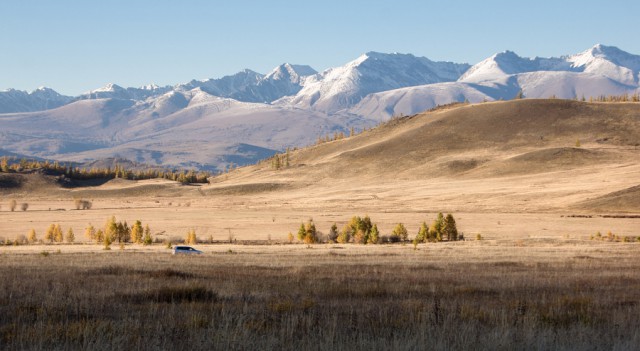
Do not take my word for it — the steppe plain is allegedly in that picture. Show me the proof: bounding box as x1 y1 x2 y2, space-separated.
1 99 639 350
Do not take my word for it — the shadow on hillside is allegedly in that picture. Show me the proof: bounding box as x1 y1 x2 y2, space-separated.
0 174 24 189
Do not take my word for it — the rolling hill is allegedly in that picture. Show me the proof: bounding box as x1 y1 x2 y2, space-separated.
207 99 640 213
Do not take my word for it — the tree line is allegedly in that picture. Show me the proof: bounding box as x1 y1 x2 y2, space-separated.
0 157 211 184
293 213 462 245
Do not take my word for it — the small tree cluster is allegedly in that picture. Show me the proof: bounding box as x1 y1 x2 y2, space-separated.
104 216 132 243
587 93 640 103
269 148 291 170
328 216 379 244
414 213 459 243
297 219 319 244
590 231 638 243
315 131 347 145
44 224 64 243
85 218 151 245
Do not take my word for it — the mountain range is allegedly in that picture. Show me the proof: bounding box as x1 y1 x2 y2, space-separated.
1 44 639 171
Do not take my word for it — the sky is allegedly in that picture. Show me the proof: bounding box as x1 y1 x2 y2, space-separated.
1 0 639 95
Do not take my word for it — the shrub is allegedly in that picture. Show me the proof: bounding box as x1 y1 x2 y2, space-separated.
14 234 26 245
95 229 104 244
103 234 112 250
20 203 28 211
476 234 483 241
185 229 197 244
74 199 92 210
386 234 401 243
9 199 17 212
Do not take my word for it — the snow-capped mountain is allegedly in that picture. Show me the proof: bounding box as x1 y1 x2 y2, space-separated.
281 52 470 114
1 44 639 170
567 44 640 86
225 64 317 103
459 44 640 86
0 87 73 113
357 44 640 119
79 83 172 101
0 87 364 170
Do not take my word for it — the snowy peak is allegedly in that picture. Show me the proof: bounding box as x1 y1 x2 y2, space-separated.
568 44 640 85
2 44 639 116
459 50 570 83
460 44 640 85
92 83 125 93
0 87 72 113
264 63 317 84
30 86 66 99
176 69 263 97
79 82 172 101
287 51 470 113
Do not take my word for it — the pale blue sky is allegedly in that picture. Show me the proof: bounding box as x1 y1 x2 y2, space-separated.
1 0 638 95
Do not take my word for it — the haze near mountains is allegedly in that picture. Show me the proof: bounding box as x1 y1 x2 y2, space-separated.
1 44 639 171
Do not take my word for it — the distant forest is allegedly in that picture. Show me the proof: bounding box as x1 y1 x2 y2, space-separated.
0 157 211 184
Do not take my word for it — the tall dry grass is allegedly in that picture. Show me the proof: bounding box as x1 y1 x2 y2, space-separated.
0 243 639 350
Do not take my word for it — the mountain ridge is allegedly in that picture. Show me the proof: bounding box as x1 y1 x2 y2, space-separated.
2 44 640 171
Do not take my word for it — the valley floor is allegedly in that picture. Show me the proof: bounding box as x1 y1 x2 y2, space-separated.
1 242 639 350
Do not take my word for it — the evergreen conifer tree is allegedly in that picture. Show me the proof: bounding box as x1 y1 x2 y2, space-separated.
27 228 37 244
443 214 459 241
392 223 408 242
44 224 55 243
53 224 64 243
337 224 352 244
95 229 104 244
297 223 306 241
328 223 339 242
368 224 379 244
85 224 96 241
65 228 75 243
131 220 143 243
143 224 153 245
417 222 429 243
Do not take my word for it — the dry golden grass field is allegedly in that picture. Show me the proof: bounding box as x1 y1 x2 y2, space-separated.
1 99 639 349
